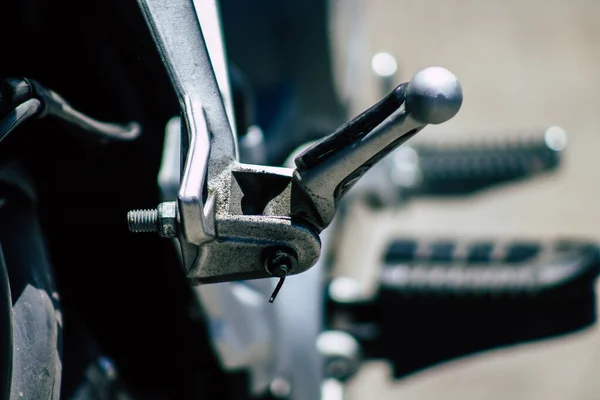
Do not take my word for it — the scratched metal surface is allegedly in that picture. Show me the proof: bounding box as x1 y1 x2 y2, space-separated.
329 1 600 398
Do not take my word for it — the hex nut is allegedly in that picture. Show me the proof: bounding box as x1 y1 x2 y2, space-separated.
157 201 178 238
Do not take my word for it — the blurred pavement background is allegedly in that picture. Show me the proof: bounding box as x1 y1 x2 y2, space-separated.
329 1 600 399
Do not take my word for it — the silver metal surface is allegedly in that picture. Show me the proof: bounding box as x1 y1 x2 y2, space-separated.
129 45 462 283
405 67 463 125
126 202 177 238
127 209 158 233
157 120 280 394
340 145 419 209
42 90 141 141
239 125 267 165
321 379 345 400
0 99 42 142
544 126 568 151
157 201 177 238
328 276 364 304
294 67 462 228
273 219 334 400
157 117 182 202
317 330 362 380
193 0 237 136
138 0 237 246
177 109 215 245
0 80 140 142
137 0 327 279
133 5 463 396
137 0 237 165
372 52 398 96
294 107 422 226
135 0 464 282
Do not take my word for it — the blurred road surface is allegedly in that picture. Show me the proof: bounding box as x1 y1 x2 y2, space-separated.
329 1 600 399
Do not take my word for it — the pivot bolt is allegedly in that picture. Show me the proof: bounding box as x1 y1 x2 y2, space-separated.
265 249 298 303
127 201 178 238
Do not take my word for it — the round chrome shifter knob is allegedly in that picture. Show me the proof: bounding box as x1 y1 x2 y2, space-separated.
406 67 463 125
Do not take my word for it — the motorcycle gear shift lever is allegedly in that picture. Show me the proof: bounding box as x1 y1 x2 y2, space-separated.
131 0 463 288
293 67 462 230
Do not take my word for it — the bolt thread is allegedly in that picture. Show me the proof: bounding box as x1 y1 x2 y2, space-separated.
127 209 158 232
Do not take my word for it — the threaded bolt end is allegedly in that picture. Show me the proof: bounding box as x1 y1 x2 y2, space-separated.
127 209 158 232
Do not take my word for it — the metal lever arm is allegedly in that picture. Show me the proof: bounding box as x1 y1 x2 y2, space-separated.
0 78 140 142
293 67 463 229
132 0 464 285
138 0 238 246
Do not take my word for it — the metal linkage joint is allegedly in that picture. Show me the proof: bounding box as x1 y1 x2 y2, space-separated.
131 0 464 290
